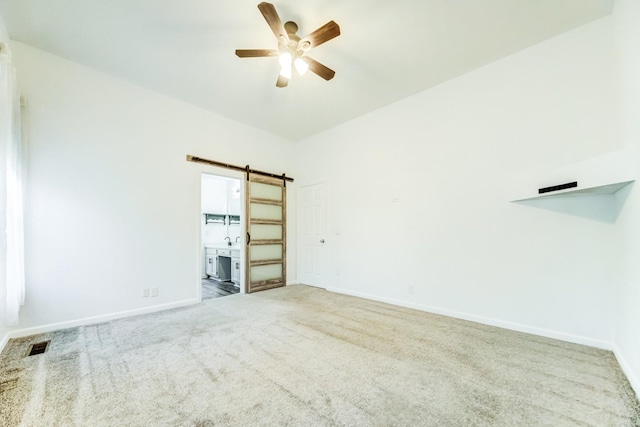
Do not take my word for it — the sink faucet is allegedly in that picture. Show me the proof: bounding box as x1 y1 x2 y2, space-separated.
224 236 231 246
235 236 241 243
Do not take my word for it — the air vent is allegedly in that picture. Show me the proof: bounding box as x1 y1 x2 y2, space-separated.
26 341 50 356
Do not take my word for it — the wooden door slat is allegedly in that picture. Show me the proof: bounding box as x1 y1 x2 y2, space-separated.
250 239 283 246
250 259 283 267
250 198 283 206
250 219 283 225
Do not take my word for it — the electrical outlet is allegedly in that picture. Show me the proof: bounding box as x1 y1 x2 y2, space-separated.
408 285 415 295
142 288 150 298
151 287 159 297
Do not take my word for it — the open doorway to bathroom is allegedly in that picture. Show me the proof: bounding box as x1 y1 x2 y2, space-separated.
201 173 242 299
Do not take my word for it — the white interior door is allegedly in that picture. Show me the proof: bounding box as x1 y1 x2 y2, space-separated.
298 183 326 288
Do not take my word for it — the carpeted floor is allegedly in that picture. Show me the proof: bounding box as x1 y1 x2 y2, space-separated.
1 285 639 426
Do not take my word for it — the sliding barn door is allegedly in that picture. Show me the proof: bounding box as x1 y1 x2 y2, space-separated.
245 173 286 293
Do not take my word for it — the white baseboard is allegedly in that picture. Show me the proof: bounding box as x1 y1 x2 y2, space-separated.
612 344 640 400
0 330 10 354
1 298 200 346
325 287 613 351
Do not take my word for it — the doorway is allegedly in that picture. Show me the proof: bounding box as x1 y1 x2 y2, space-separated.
201 173 243 299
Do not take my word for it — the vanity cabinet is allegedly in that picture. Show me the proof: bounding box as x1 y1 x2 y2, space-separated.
205 247 241 284
205 248 218 278
231 251 240 284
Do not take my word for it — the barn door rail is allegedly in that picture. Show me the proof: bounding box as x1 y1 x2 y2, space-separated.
186 155 294 183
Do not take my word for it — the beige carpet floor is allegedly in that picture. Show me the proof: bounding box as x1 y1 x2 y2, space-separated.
1 284 639 426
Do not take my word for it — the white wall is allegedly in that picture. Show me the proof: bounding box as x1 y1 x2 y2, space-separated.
3 41 296 339
612 0 640 396
295 15 621 348
201 175 229 215
0 12 10 346
201 175 242 244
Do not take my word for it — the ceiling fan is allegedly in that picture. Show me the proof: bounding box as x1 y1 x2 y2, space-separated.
235 2 340 88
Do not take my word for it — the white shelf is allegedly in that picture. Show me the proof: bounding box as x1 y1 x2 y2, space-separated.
512 180 634 202
508 149 636 202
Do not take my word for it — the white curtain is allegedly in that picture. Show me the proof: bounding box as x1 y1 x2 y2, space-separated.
1 45 25 326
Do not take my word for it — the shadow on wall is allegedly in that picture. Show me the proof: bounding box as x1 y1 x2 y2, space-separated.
513 183 634 224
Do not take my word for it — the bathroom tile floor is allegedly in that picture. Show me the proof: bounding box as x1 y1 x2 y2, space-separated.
202 278 240 299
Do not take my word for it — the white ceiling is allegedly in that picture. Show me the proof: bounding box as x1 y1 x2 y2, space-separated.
0 0 613 141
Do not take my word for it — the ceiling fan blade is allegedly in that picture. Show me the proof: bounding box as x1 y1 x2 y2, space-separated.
257 2 288 42
300 21 340 50
235 49 279 58
303 57 336 81
276 74 289 88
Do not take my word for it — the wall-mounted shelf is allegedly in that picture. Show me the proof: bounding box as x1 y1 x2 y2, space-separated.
512 180 634 202
508 149 636 202
204 214 242 225
204 214 226 224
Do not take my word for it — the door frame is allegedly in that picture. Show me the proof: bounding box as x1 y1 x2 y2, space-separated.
198 169 246 300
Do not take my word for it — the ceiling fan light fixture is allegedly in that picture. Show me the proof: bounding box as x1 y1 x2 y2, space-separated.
299 41 311 51
279 64 292 79
278 52 292 68
294 57 309 76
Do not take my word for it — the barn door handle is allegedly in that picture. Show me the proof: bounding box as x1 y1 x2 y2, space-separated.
247 232 251 245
